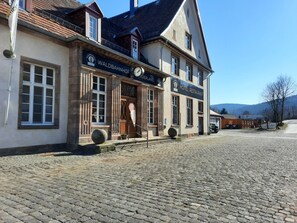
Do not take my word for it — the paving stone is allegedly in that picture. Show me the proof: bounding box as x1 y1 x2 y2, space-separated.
284 217 295 222
0 130 297 222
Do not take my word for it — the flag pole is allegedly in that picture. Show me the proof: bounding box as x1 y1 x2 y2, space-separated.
4 59 14 125
3 0 19 125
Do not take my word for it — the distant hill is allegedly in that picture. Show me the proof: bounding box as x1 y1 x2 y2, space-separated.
211 94 297 116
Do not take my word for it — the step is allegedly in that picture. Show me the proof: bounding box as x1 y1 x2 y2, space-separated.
78 136 181 154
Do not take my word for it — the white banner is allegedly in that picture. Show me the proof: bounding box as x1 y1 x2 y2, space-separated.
8 0 19 57
129 103 136 127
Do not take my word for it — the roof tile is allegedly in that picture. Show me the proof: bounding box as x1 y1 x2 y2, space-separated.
0 1 81 39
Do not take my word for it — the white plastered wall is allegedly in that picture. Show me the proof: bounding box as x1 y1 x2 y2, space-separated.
0 24 69 149
161 0 210 136
143 43 203 136
162 0 209 66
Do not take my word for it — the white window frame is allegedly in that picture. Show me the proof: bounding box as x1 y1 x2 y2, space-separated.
185 32 192 50
172 95 179 125
89 15 98 41
132 39 139 60
92 76 107 124
186 98 193 126
186 63 193 82
21 63 55 125
198 69 203 86
171 55 179 76
147 89 154 124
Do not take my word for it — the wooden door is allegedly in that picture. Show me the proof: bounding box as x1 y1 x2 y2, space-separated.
120 98 137 138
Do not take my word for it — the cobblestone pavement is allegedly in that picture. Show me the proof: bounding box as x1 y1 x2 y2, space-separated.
1 129 297 223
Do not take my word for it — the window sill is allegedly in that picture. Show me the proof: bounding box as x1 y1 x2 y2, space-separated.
18 124 59 130
186 125 193 128
92 124 110 128
148 124 158 128
171 124 180 128
198 111 203 115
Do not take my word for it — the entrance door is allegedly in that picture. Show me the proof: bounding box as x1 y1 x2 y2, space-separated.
120 98 137 138
199 117 204 135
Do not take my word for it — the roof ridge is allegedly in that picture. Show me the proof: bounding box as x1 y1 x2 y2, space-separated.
108 0 157 19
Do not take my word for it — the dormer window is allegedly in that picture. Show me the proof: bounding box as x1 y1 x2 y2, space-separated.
19 0 26 9
132 39 138 59
89 15 98 41
19 0 32 11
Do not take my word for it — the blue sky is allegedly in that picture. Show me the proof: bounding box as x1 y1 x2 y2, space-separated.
81 0 297 105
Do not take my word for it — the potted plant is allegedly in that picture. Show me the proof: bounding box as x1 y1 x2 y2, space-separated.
121 133 127 140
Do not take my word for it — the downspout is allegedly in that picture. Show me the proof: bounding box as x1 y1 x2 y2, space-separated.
160 39 168 132
205 71 214 134
3 59 14 126
160 39 168 73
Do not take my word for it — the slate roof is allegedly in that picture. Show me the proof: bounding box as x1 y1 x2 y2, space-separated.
105 0 184 42
103 0 213 71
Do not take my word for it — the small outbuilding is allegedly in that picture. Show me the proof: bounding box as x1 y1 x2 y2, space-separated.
210 110 223 129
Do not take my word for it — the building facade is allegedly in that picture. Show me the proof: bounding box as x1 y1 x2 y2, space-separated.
0 0 212 154
108 0 213 137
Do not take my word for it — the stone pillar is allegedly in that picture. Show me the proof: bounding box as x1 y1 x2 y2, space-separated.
157 90 164 136
67 43 81 145
137 85 147 137
67 43 93 145
111 77 121 139
78 71 92 142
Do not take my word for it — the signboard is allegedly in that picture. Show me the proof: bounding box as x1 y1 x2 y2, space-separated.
134 72 163 88
83 50 130 77
82 50 163 87
171 77 203 100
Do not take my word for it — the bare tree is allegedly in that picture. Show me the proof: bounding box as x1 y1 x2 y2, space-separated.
276 75 295 124
262 82 281 123
262 75 295 125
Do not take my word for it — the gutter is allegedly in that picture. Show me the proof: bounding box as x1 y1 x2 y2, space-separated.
143 36 214 74
0 13 169 79
206 71 214 79
0 14 68 42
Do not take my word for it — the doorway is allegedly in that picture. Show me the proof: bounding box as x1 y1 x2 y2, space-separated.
120 97 137 138
199 117 204 135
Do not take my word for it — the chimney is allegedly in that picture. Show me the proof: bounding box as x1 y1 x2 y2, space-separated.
130 0 138 17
